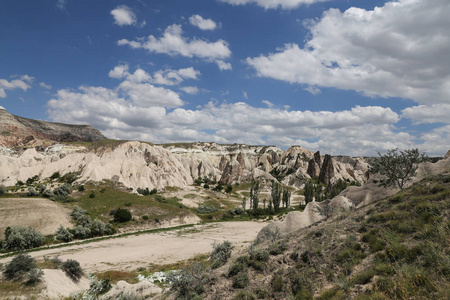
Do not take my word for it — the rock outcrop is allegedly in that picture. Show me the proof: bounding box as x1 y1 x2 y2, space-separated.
0 108 105 148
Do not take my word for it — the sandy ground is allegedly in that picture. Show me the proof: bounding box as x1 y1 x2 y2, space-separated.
0 198 72 238
0 221 267 273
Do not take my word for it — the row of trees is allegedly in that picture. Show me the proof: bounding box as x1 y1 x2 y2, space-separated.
241 180 292 214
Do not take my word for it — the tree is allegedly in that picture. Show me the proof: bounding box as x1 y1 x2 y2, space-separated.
250 180 260 210
371 148 428 189
2 226 45 251
62 259 83 281
271 180 282 212
113 208 132 222
282 188 291 209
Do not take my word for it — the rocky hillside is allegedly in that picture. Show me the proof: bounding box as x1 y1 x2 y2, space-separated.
164 156 450 300
0 140 370 192
0 107 105 148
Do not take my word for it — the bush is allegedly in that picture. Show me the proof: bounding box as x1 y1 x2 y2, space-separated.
113 208 132 223
3 254 38 281
56 225 74 242
50 171 60 179
2 226 45 251
90 219 111 236
0 184 6 195
233 291 256 300
78 185 85 192
167 263 207 299
27 187 39 197
72 226 91 239
43 189 53 198
211 240 233 269
271 272 284 293
196 205 219 214
232 271 249 289
26 268 44 285
62 259 83 281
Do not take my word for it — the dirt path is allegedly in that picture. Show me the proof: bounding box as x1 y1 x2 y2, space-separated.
0 221 267 273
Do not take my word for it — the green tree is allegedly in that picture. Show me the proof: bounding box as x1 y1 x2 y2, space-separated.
371 148 428 189
282 188 291 209
113 208 132 222
271 180 281 212
250 180 260 210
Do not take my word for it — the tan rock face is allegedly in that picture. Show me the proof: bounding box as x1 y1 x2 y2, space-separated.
0 141 373 191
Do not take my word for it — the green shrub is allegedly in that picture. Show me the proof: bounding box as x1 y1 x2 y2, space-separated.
26 268 44 285
351 268 375 285
211 240 233 269
228 261 247 277
113 208 132 223
3 254 37 281
56 225 74 242
62 259 83 281
233 291 256 300
50 171 60 179
268 239 288 255
271 272 284 292
2 226 45 251
167 263 207 299
72 225 91 239
77 185 85 192
0 184 6 195
232 271 249 289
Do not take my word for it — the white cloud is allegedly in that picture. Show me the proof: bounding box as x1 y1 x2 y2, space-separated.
108 65 200 86
189 15 217 31
219 0 328 10
111 5 137 26
180 86 199 94
243 91 248 99
247 0 450 105
48 70 415 155
40 82 52 90
262 100 274 107
402 104 450 125
56 0 66 10
304 86 321 95
0 77 32 98
216 60 232 71
419 125 450 156
118 24 231 68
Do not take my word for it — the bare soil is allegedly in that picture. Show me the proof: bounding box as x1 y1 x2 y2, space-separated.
0 198 72 238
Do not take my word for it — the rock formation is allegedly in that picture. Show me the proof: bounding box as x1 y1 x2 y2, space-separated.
0 107 105 148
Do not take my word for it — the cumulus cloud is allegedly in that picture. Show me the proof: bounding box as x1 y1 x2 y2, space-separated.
402 104 450 125
216 60 232 71
111 5 137 26
108 64 200 86
40 82 52 90
419 125 450 156
180 86 199 94
304 86 321 95
189 15 217 30
219 0 328 10
0 77 32 98
48 68 415 156
247 0 450 104
118 24 231 69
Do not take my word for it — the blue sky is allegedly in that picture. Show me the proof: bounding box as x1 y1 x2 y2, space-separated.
1 0 449 156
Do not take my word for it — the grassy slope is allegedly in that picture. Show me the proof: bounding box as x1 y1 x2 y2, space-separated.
200 174 450 300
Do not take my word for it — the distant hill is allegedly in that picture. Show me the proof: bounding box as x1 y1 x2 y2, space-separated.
0 107 105 148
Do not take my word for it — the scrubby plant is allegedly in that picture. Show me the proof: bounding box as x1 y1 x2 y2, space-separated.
50 171 60 179
211 240 233 269
167 262 207 299
233 291 256 300
3 254 42 284
2 226 45 251
27 187 39 196
72 275 111 299
232 270 249 289
196 204 219 214
55 225 74 242
72 225 91 239
77 184 85 192
62 259 83 281
0 184 7 195
43 188 53 198
113 208 132 223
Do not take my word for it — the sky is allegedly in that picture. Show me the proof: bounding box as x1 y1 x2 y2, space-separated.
1 0 449 156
